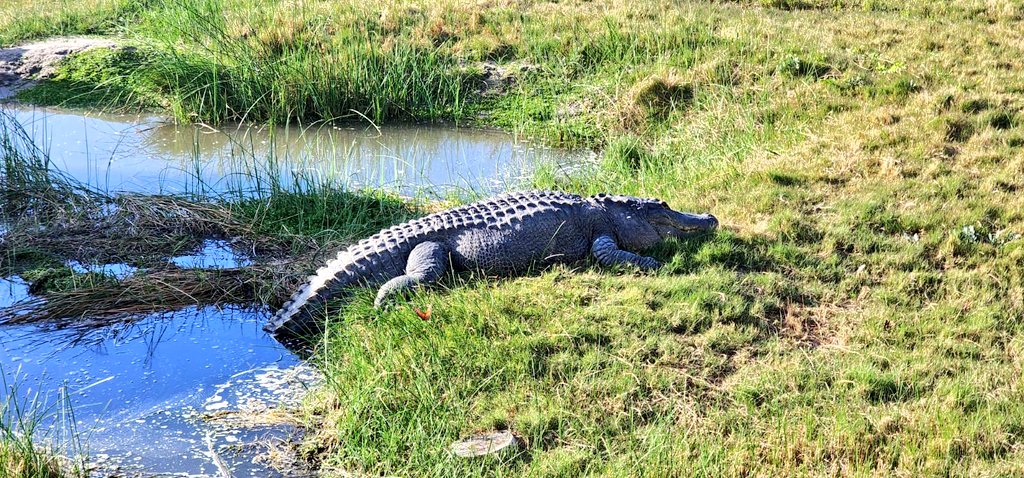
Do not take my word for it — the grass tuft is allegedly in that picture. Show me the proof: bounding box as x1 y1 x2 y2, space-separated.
1 373 83 478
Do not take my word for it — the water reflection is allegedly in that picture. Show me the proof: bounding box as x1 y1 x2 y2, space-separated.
0 305 311 476
0 247 312 475
5 106 591 195
170 239 252 269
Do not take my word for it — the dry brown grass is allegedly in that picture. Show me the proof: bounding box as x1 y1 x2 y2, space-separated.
0 264 299 326
2 194 254 266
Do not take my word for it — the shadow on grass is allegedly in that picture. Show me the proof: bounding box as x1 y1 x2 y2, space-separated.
654 228 809 274
647 228 823 340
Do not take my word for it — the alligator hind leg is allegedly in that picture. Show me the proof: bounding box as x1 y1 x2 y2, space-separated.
374 241 450 308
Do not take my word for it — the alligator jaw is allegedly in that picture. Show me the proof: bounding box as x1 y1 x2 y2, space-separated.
654 211 718 239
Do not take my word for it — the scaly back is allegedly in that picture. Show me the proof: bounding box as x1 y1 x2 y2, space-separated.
266 191 588 337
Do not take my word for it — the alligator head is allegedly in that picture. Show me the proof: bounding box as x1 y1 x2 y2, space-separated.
590 193 719 250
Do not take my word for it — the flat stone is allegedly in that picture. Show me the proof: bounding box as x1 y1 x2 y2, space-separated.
449 430 521 458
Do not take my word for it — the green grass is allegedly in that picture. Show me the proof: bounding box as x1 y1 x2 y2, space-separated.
3 0 1024 476
11 0 482 123
229 186 419 244
1 372 81 478
0 0 147 47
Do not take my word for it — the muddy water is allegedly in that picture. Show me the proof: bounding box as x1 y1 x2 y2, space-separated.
4 105 590 195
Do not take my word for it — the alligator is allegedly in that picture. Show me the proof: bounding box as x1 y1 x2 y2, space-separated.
265 191 718 344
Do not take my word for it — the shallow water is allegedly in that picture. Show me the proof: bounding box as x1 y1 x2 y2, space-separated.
170 239 253 269
0 273 316 476
3 105 590 195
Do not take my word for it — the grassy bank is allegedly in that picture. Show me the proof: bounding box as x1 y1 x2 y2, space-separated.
2 0 1024 476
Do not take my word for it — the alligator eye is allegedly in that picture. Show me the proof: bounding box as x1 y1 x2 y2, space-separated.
659 201 669 208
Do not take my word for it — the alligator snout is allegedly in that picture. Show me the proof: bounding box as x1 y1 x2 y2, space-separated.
700 213 719 230
666 210 719 231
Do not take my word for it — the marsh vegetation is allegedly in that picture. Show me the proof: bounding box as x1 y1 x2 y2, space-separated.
2 0 1024 476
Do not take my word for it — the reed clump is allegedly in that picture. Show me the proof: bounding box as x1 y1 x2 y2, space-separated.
14 0 479 124
0 442 66 478
1 374 84 478
0 444 66 478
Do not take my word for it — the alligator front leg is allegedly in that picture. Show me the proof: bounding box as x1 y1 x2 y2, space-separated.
374 241 450 308
591 235 662 271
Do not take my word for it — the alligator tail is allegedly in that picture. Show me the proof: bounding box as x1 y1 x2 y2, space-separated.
264 250 358 342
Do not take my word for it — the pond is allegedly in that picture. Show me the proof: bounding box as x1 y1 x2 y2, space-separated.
0 106 590 475
4 105 591 196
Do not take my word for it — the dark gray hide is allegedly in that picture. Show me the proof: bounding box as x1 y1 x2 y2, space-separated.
265 191 718 344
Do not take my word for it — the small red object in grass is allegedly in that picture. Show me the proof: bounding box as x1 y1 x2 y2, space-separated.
414 304 432 321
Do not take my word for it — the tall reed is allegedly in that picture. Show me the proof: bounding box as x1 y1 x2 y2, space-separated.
130 0 478 124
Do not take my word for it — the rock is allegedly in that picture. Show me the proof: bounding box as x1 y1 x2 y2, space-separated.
477 61 538 97
449 430 522 458
0 37 117 100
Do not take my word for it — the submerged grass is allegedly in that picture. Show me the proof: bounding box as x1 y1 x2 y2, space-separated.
3 0 1024 476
